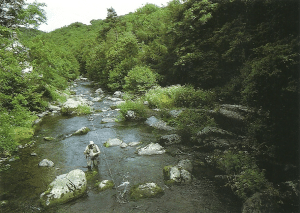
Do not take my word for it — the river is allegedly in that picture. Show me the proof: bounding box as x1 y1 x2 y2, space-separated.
1 79 241 212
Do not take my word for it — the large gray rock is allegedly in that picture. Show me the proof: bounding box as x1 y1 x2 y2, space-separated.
169 109 183 118
177 159 193 173
145 116 175 131
160 134 181 145
138 143 165 155
48 104 61 112
197 127 233 142
73 127 90 135
163 159 193 184
61 97 91 115
40 169 87 207
104 138 123 147
113 91 123 98
39 159 54 167
95 88 104 94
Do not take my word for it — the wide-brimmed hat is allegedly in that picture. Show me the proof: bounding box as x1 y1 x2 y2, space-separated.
89 141 94 145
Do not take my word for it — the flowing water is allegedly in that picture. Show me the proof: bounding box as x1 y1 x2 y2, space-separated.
0 80 241 213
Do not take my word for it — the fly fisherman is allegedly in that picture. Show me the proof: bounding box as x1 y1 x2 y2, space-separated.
84 141 100 170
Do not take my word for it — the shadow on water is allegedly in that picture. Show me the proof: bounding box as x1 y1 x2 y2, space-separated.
0 80 242 213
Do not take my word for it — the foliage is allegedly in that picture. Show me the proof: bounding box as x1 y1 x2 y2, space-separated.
174 109 216 141
123 66 158 94
215 150 275 200
118 100 147 121
0 1 80 153
143 85 178 109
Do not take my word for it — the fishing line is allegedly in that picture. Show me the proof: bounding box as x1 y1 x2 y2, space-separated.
88 113 128 204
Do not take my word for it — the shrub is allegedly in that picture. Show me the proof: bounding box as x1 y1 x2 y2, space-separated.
123 66 158 94
215 150 272 200
143 86 177 108
118 100 147 121
174 109 216 141
143 85 215 109
173 85 216 108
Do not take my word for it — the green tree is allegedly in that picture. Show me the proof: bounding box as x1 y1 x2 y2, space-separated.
123 66 158 94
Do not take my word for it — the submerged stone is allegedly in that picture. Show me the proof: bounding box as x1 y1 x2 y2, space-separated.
101 118 116 123
40 169 87 207
43 137 55 141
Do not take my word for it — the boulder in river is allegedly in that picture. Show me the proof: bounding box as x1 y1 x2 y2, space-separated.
160 134 181 145
113 91 123 98
48 104 61 112
130 183 164 200
95 88 104 94
145 116 175 131
97 180 114 191
128 142 141 147
163 159 193 185
61 97 91 115
137 143 165 155
101 118 116 123
104 138 123 147
40 169 87 207
120 143 128 148
39 159 54 167
73 127 90 136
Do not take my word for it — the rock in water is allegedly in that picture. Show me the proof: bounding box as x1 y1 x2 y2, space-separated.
40 169 87 207
39 159 54 167
160 134 181 145
73 127 90 135
104 138 123 147
130 183 164 200
98 180 114 191
138 143 165 155
163 159 193 185
145 116 174 131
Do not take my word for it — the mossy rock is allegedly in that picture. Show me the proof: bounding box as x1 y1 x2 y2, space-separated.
163 166 176 185
103 142 110 148
96 180 114 191
163 166 172 180
43 137 55 141
130 183 164 200
40 169 87 207
85 170 98 181
73 127 90 135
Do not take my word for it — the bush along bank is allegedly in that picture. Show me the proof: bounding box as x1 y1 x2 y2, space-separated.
117 85 299 212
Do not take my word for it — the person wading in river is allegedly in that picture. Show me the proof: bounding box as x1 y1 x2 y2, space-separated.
84 141 100 170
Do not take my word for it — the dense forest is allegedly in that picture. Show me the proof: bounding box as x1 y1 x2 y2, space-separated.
1 0 299 211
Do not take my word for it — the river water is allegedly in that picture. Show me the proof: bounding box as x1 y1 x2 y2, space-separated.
1 80 241 212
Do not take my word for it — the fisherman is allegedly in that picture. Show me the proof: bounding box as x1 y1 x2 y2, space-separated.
84 141 101 170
